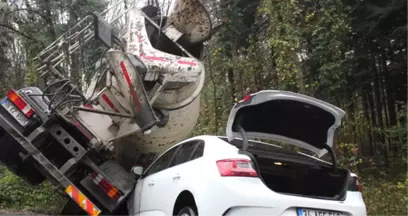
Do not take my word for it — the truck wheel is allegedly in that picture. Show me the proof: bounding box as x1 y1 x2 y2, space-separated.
0 131 45 185
176 206 197 216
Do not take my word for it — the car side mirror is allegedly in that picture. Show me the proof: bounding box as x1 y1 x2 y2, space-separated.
131 166 144 177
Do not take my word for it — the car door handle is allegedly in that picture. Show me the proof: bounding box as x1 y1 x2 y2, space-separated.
148 181 155 187
173 174 181 180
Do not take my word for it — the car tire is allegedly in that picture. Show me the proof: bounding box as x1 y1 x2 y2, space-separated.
176 206 198 216
0 131 45 185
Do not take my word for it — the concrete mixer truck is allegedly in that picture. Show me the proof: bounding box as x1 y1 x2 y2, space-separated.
0 0 214 214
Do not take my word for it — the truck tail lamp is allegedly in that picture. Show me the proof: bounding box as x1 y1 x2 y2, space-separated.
7 89 35 117
90 171 122 200
216 159 258 177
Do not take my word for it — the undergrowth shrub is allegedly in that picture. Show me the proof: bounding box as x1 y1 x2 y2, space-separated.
362 173 408 215
337 141 407 215
0 167 65 214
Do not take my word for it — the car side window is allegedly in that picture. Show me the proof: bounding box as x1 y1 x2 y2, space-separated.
168 140 200 168
143 146 180 177
189 141 204 160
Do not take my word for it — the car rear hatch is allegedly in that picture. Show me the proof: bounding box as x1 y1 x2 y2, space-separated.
225 90 351 201
226 90 345 159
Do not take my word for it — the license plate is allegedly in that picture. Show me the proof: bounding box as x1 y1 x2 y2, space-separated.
1 99 29 127
297 208 343 216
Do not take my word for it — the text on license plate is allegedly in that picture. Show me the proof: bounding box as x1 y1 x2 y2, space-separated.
1 99 29 127
297 208 343 216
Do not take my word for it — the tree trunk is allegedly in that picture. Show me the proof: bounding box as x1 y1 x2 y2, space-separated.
380 48 398 153
207 54 218 134
372 54 389 166
37 0 56 89
68 2 82 89
367 83 378 153
346 71 356 144
362 91 374 156
379 48 397 126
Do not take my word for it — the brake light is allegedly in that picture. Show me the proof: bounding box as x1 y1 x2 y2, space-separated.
348 175 362 192
356 178 362 191
237 95 252 104
90 172 122 200
216 159 258 177
243 95 251 101
7 89 34 117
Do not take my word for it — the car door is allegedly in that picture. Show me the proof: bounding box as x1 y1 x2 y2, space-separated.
147 140 204 215
158 140 204 213
136 145 180 213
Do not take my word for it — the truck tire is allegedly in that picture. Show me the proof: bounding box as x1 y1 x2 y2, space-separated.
0 130 45 185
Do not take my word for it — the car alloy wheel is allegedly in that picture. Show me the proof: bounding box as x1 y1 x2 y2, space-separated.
177 206 197 216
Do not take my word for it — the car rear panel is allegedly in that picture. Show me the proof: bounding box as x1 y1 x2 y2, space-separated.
199 177 366 216
200 137 366 216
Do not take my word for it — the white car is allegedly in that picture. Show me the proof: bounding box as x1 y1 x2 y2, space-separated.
128 90 367 216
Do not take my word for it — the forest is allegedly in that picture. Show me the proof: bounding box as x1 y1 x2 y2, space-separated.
0 0 406 215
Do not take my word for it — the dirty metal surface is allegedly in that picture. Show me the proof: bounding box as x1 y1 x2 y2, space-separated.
114 96 201 168
126 8 203 84
166 0 212 43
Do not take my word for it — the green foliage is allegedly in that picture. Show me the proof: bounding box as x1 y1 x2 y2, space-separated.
337 143 363 172
385 106 408 155
362 173 408 215
0 168 65 214
24 58 37 86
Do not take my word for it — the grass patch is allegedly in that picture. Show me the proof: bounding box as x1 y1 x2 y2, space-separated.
0 168 66 214
362 173 408 215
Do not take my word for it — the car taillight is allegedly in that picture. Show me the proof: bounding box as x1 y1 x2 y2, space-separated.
356 178 362 191
238 95 251 104
216 159 258 177
348 176 362 192
90 171 122 200
7 89 34 118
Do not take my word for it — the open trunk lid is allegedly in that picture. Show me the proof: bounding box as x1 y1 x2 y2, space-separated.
226 90 345 157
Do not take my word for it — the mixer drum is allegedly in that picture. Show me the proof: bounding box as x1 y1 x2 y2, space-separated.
114 96 200 169
81 0 211 169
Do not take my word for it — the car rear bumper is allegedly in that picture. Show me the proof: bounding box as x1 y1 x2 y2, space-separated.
196 178 367 216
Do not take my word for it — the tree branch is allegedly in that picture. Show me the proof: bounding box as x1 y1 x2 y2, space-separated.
5 8 49 22
0 23 39 42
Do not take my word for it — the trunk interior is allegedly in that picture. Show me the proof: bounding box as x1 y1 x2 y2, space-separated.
252 153 349 200
221 137 350 200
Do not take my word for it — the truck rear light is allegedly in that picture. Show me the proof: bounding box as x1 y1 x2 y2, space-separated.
7 89 34 117
90 172 122 200
216 159 258 177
